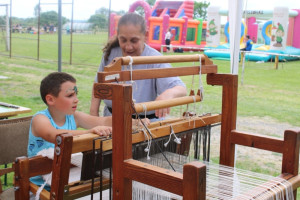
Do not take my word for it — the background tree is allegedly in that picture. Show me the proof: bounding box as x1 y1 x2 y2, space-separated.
34 4 40 17
146 0 155 6
194 1 210 20
115 10 126 15
40 11 68 27
88 13 107 29
0 16 5 26
88 7 126 29
95 7 109 16
136 0 155 16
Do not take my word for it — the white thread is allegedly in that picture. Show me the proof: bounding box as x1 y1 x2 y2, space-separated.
198 54 204 101
191 75 195 93
164 132 172 147
142 128 150 152
142 104 147 120
135 153 294 200
185 103 189 118
128 56 134 83
192 96 196 128
127 56 137 101
35 172 52 200
139 104 148 131
142 128 152 160
164 125 181 147
179 105 182 118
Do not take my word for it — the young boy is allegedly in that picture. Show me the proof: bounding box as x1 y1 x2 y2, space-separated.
28 72 113 156
28 72 114 190
28 72 150 192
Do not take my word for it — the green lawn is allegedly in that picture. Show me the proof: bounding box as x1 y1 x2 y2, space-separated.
0 35 300 197
1 53 299 126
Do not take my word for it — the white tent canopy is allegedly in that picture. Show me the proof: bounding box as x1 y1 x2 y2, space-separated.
228 0 244 75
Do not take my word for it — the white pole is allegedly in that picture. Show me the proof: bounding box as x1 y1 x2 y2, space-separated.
108 0 112 38
58 0 62 72
5 4 10 51
229 0 244 74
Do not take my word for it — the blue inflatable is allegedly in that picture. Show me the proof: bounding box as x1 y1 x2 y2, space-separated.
204 44 300 62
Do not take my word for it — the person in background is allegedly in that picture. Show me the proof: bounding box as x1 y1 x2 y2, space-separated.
165 28 172 52
241 35 253 51
90 13 186 121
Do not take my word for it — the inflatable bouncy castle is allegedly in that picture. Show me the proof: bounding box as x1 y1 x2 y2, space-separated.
109 0 207 52
204 7 300 62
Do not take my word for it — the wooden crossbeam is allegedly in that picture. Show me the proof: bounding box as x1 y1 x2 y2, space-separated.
98 65 217 83
71 114 221 154
134 95 202 113
103 54 213 72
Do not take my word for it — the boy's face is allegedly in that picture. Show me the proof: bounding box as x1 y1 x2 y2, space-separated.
48 81 78 115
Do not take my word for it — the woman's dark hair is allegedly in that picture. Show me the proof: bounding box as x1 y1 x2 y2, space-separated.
40 72 76 105
103 12 146 61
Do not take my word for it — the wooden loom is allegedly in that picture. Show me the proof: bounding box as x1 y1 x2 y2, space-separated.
95 54 300 199
14 55 300 199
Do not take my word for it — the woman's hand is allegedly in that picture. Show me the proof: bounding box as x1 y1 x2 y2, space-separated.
90 126 112 136
154 86 186 118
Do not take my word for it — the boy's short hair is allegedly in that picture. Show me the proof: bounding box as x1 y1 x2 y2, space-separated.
40 72 76 104
246 35 250 39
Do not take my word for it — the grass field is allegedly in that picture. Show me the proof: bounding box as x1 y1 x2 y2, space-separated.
1 34 300 197
0 32 108 65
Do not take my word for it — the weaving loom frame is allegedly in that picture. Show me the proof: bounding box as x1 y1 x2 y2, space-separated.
94 55 300 199
13 55 300 199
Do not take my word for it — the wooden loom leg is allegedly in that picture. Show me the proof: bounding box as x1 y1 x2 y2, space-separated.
111 84 133 200
183 161 206 200
50 133 73 200
14 157 30 200
282 129 300 199
207 73 238 167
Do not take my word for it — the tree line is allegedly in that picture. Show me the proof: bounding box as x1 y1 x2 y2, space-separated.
0 1 210 30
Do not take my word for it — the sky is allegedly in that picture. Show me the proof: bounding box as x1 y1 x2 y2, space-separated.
0 0 299 20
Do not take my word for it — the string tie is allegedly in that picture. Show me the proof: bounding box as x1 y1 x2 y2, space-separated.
164 125 181 147
127 56 137 100
198 54 204 101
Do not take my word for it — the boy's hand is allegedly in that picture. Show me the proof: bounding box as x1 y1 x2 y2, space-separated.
140 118 151 126
132 118 151 131
90 126 112 136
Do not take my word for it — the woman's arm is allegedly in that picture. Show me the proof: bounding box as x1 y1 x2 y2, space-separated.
155 85 187 118
90 88 101 116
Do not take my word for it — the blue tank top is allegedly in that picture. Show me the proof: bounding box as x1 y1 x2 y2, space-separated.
27 108 77 188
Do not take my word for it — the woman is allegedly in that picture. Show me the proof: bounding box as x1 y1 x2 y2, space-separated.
90 13 186 120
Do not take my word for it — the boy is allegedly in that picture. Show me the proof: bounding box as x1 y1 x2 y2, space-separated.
28 72 113 155
28 72 150 197
28 72 114 190
28 72 150 194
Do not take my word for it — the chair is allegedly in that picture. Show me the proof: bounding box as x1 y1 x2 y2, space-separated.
0 116 32 200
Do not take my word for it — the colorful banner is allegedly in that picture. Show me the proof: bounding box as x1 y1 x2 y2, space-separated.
206 6 221 47
270 7 289 50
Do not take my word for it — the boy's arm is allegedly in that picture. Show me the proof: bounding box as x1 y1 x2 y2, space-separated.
32 114 111 144
75 111 151 131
